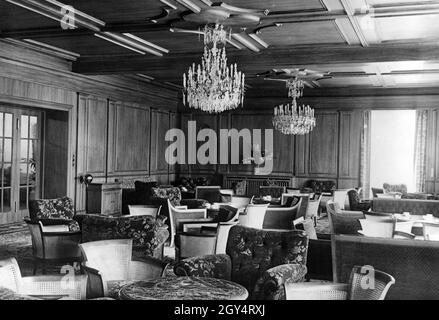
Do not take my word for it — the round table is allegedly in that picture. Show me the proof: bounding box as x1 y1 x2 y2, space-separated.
118 277 248 300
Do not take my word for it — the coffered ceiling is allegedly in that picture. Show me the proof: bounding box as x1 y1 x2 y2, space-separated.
1 0 439 98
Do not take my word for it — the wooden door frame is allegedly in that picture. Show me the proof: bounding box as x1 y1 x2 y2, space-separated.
0 96 75 201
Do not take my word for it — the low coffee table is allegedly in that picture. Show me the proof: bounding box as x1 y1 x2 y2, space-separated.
118 276 248 300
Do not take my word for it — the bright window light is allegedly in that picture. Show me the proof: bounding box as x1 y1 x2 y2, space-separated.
370 110 416 193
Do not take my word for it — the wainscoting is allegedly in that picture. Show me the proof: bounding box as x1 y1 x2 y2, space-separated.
0 40 180 216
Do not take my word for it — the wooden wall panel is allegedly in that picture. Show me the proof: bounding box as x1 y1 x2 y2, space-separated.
107 102 150 176
308 112 339 176
75 94 108 212
43 110 69 198
77 95 108 177
179 113 192 175
190 113 218 174
150 109 170 175
338 111 362 188
272 126 294 176
229 113 267 174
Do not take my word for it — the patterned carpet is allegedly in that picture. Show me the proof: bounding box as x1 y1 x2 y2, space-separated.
0 222 28 235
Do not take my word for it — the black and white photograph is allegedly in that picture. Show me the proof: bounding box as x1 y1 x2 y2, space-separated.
0 0 438 307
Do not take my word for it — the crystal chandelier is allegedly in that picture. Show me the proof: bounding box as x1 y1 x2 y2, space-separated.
272 78 316 135
183 24 245 113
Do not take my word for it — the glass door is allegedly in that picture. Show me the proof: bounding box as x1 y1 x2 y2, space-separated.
0 111 14 216
0 107 41 224
18 112 41 215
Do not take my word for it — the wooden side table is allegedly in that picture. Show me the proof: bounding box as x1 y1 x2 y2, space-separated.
86 182 122 215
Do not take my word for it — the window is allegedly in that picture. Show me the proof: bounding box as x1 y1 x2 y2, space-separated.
370 110 416 193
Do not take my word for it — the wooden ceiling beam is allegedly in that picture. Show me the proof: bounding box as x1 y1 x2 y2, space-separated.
73 43 439 75
245 86 439 98
0 22 170 39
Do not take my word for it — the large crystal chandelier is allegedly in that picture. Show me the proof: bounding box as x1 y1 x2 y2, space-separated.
183 24 245 113
272 78 316 135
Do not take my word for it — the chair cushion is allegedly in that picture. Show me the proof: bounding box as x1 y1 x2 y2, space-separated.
151 187 182 207
134 181 158 205
28 197 74 221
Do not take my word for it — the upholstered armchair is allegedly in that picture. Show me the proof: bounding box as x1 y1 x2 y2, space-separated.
286 266 395 300
80 239 168 299
327 200 365 235
81 214 169 260
28 197 80 232
347 189 371 211
173 225 309 300
149 186 208 224
25 197 82 274
259 185 286 199
167 199 207 247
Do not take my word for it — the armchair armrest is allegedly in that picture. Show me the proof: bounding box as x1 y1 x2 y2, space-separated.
285 282 349 300
20 275 87 300
81 264 105 299
253 264 307 300
394 231 416 239
175 205 188 210
129 257 169 281
174 254 232 280
180 219 216 232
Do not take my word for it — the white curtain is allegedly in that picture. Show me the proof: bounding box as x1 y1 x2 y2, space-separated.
359 111 371 199
414 110 428 192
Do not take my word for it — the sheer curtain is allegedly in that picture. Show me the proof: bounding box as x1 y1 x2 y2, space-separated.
359 111 371 199
414 110 428 192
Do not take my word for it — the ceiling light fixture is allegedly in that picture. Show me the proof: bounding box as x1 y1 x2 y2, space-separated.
272 78 316 135
182 24 245 113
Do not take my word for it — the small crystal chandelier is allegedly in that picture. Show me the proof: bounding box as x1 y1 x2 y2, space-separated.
183 24 245 113
272 78 316 135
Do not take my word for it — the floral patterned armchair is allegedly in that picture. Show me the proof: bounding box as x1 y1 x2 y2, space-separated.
173 225 309 300
28 197 80 232
81 214 169 260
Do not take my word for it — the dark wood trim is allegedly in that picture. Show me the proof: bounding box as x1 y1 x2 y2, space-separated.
0 94 73 111
73 43 439 74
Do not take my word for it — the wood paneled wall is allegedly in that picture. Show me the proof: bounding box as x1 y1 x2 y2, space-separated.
0 41 180 215
179 108 363 189
294 110 362 188
75 96 178 213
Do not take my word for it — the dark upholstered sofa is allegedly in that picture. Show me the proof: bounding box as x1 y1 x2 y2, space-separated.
372 198 439 217
80 214 169 260
173 225 309 300
301 180 336 194
333 234 439 299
